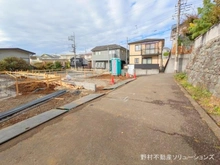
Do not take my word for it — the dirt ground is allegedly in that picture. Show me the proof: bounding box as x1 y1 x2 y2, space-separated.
0 89 92 129
18 82 56 94
82 74 132 88
91 74 131 80
0 74 126 130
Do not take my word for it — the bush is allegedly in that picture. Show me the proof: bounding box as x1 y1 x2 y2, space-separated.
163 52 170 57
54 61 62 69
32 62 45 70
0 57 30 71
0 61 7 71
174 72 220 116
174 73 187 81
65 61 71 69
32 61 63 70
45 62 54 69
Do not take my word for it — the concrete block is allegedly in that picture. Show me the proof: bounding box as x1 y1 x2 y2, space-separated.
104 79 134 90
75 82 96 91
64 81 96 91
146 69 159 75
135 69 147 76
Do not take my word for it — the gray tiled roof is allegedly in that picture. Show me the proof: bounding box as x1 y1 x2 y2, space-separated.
91 44 126 52
128 38 164 44
0 48 35 54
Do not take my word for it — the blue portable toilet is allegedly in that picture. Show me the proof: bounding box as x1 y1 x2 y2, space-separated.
111 58 121 76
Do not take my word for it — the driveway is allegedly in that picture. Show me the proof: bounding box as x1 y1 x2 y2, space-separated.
0 74 220 165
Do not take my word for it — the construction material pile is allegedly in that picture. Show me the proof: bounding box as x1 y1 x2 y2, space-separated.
18 81 84 94
18 82 56 94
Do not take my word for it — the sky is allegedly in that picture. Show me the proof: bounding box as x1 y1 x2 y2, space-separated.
0 0 203 55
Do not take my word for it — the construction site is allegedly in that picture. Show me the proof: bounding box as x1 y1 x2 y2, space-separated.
0 69 132 130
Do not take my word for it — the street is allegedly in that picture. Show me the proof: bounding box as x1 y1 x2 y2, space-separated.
0 74 220 165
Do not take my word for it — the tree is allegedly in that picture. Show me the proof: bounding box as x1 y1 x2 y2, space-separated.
45 62 54 69
163 52 169 57
189 0 220 39
213 0 220 20
0 57 30 71
182 14 199 40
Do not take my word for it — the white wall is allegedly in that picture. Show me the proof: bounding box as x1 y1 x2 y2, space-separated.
0 50 31 63
194 23 220 48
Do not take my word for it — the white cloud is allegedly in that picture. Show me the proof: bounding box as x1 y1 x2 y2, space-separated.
0 29 10 42
0 0 203 54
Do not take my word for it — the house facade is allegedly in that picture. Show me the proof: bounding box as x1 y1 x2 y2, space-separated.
91 44 128 70
30 54 68 65
128 38 164 69
0 48 35 64
79 53 92 62
70 54 88 68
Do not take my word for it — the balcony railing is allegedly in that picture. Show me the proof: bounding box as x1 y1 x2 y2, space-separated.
141 48 160 55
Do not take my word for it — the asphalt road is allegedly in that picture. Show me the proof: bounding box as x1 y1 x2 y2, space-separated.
0 74 220 165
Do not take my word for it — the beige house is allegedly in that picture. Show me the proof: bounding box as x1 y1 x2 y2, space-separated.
128 38 164 69
0 48 35 64
30 54 69 66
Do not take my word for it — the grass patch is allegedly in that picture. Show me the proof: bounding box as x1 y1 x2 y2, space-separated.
174 73 220 115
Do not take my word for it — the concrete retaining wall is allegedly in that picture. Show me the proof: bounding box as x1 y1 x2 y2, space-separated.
186 34 220 97
165 55 190 73
194 23 220 49
135 69 159 76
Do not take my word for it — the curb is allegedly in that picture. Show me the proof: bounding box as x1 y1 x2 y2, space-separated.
175 80 220 141
104 78 136 95
103 78 135 90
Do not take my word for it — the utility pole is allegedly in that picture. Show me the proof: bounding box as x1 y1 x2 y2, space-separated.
174 0 181 73
173 0 191 72
107 47 110 71
68 33 76 70
126 37 128 64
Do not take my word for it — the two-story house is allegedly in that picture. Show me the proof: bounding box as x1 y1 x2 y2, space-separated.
128 38 164 70
91 44 128 70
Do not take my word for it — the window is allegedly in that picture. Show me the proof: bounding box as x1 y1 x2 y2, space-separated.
145 44 156 54
95 51 101 55
134 58 139 64
135 45 141 51
109 50 116 54
95 62 105 69
143 57 152 64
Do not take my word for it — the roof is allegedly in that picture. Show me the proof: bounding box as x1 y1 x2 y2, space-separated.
41 54 60 58
128 38 165 44
0 48 35 54
171 22 185 31
78 53 92 56
163 47 171 50
91 44 126 52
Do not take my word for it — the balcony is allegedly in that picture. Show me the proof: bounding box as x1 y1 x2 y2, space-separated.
141 48 160 56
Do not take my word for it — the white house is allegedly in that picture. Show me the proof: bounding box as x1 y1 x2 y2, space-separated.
0 48 35 64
